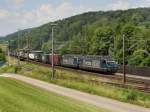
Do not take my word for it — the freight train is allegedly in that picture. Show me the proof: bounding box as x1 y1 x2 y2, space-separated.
9 50 119 73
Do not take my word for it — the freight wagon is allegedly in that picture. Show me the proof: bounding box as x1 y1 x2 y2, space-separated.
49 54 62 66
42 54 62 66
42 54 50 64
18 50 28 61
29 51 43 61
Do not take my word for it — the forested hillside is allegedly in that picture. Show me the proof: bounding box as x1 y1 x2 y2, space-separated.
2 8 150 67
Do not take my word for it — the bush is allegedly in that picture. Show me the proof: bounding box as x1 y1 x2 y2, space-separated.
0 53 6 62
141 56 150 66
14 66 21 73
128 51 146 66
0 65 15 73
124 88 138 101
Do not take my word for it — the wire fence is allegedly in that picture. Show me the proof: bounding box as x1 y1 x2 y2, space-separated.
118 65 150 77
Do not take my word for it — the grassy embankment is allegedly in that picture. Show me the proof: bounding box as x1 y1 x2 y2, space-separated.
0 57 150 108
0 77 108 112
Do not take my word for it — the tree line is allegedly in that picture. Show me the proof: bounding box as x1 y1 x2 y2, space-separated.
2 8 150 67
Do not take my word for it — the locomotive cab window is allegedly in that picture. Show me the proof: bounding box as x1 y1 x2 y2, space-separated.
73 58 78 64
107 61 117 67
100 60 107 68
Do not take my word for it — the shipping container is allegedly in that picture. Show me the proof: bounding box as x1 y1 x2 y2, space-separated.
17 51 24 60
42 54 50 63
29 53 35 60
29 51 43 61
48 54 62 66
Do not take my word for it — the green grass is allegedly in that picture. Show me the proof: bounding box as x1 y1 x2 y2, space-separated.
0 65 17 73
0 58 150 108
0 77 108 112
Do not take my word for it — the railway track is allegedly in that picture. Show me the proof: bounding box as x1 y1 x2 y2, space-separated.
24 59 150 93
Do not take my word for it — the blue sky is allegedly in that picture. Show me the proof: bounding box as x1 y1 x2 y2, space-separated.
0 0 150 36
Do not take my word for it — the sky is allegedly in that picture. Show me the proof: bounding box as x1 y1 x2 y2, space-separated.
0 0 150 36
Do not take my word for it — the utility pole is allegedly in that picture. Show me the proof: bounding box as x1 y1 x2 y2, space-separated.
17 29 20 66
26 30 31 63
122 34 126 84
26 32 29 63
8 41 10 66
51 24 57 80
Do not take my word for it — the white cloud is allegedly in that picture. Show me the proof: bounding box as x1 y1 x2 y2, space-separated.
0 0 150 36
55 2 92 19
145 0 150 4
139 0 150 7
12 0 24 4
0 2 93 36
0 9 10 19
105 1 130 11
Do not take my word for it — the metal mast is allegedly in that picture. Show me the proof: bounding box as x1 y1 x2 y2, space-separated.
123 34 126 84
51 24 57 80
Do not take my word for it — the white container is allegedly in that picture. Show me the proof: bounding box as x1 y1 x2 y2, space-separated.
29 53 35 59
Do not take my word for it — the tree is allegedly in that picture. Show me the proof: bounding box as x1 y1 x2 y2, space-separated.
90 27 114 55
128 50 149 66
141 56 150 67
0 48 6 62
42 41 52 54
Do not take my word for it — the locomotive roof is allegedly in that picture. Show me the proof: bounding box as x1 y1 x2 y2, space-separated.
63 55 113 60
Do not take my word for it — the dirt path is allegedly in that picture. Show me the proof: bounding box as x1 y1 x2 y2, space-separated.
1 73 150 112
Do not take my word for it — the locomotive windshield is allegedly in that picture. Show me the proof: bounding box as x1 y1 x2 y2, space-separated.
106 61 117 67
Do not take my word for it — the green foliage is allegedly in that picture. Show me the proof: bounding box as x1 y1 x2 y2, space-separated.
0 48 3 53
0 48 6 62
90 27 114 55
2 8 150 66
42 41 51 53
124 88 138 101
128 50 149 66
141 56 150 67
0 54 5 61
59 43 70 55
0 65 16 73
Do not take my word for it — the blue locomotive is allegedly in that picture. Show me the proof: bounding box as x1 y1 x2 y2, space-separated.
61 55 118 73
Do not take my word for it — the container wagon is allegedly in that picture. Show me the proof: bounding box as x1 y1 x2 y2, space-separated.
29 51 43 61
49 54 62 66
42 54 50 64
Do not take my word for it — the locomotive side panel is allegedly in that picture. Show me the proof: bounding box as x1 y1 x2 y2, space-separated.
61 55 78 68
